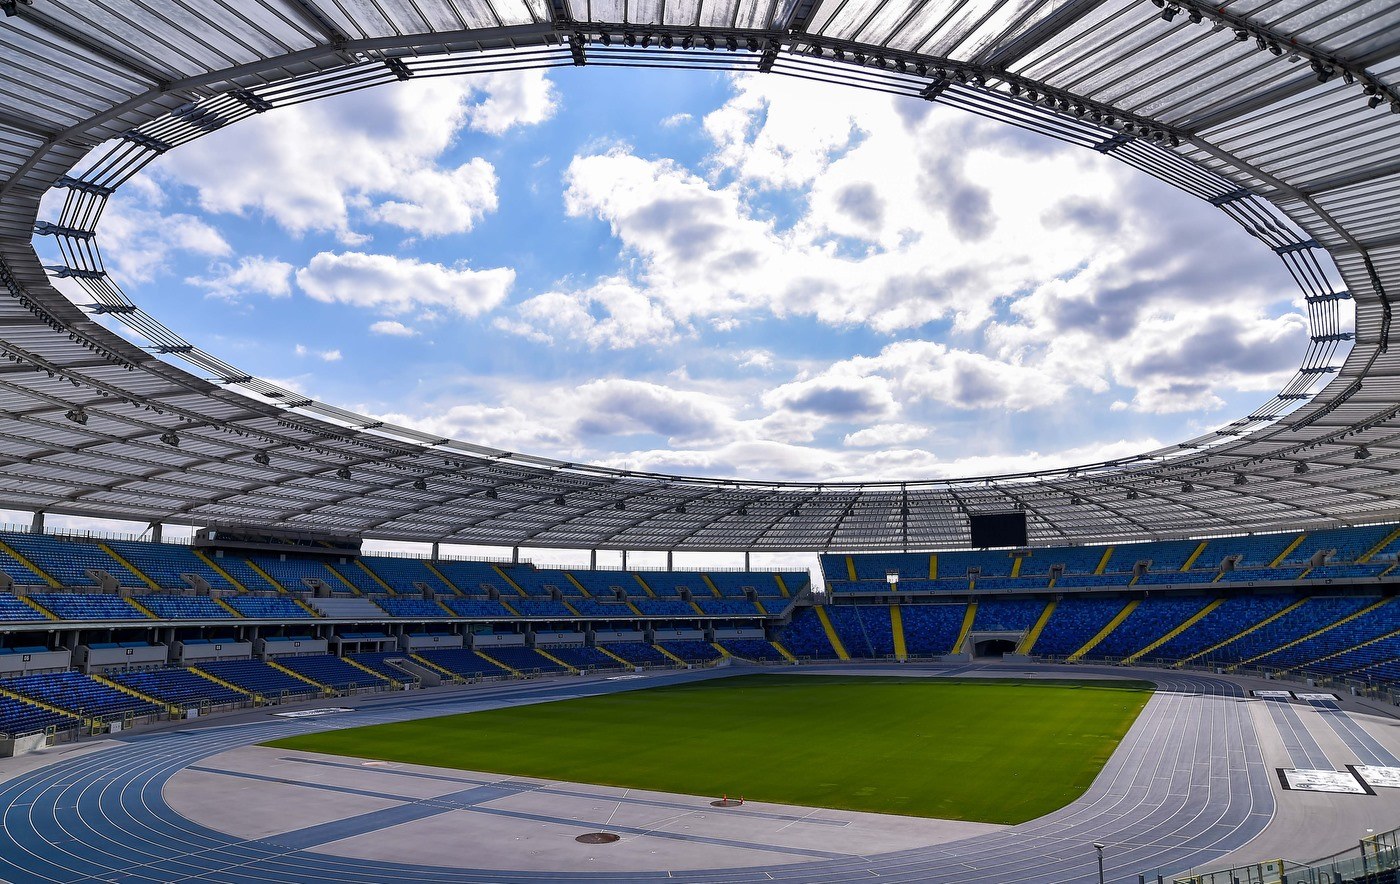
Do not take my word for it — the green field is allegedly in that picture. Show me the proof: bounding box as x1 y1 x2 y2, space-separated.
264 674 1151 824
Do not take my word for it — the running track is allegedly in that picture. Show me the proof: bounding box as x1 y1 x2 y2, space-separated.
0 667 1277 883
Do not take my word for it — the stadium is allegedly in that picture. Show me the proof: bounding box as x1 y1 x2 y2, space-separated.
1 0 1400 882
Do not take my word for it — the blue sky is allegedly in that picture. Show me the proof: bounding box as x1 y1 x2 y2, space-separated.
26 67 1341 560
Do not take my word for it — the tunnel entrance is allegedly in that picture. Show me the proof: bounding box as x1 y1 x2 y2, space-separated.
973 638 1018 659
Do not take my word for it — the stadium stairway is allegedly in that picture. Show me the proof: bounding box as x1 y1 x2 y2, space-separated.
596 646 633 668
265 658 332 694
90 673 177 716
1018 599 1057 654
356 561 395 595
408 654 459 681
771 641 797 662
343 656 396 684
631 573 656 597
953 601 978 655
1360 526 1400 562
125 596 159 619
1288 626 1400 676
424 562 463 595
1094 547 1114 574
1232 597 1394 670
1124 598 1223 664
245 560 287 593
323 563 363 595
710 642 731 659
187 667 257 702
1270 535 1308 567
98 543 160 591
532 647 579 673
474 649 521 676
1180 541 1209 571
1180 597 1310 665
1068 599 1139 662
193 551 248 591
20 595 58 621
0 539 60 587
890 604 908 660
492 565 529 597
844 556 857 581
564 573 592 597
773 574 792 597
700 575 722 597
0 682 76 724
813 607 851 660
653 645 688 665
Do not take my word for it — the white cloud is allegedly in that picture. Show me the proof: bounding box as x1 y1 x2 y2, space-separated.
96 195 230 284
186 255 293 300
369 320 418 337
661 112 693 128
296 251 513 318
843 423 929 448
498 277 679 349
151 73 554 240
293 344 342 362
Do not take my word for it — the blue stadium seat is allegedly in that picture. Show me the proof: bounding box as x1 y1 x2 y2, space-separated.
138 595 235 619
657 640 723 663
377 597 452 618
721 639 786 661
899 604 968 656
224 596 314 619
194 659 321 698
416 648 511 678
603 642 673 666
107 667 246 706
29 593 147 621
2 671 161 720
276 654 387 690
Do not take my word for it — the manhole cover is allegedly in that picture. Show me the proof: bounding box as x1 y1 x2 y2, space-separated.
575 832 620 844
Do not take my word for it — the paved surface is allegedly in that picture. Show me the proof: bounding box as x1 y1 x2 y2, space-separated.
0 663 1394 883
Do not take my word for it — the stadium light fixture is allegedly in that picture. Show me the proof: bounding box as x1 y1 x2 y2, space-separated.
64 407 87 425
412 478 427 491
1160 5 1178 22
336 466 351 479
1233 473 1247 485
484 487 498 499
704 35 716 51
1070 495 1084 506
660 34 672 48
160 430 179 447
252 451 270 466
1126 489 1139 500
675 504 687 514
599 31 611 46
681 35 693 49
726 36 738 51
623 32 636 46
1233 28 1249 41
615 500 626 510
1093 843 1105 884
1187 8 1203 23
640 34 651 47
1355 446 1371 459
1294 462 1310 474
554 494 566 505
746 37 760 52
1181 481 1194 493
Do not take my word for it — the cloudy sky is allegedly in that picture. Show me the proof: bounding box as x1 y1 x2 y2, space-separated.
29 68 1330 559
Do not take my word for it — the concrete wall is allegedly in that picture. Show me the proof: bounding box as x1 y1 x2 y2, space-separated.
0 731 49 758
714 627 765 639
401 633 463 650
0 649 70 676
653 628 705 641
592 629 646 642
532 630 585 646
256 637 328 657
174 641 253 663
78 644 168 671
470 632 527 648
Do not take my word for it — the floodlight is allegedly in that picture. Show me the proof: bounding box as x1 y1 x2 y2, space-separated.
1312 59 1334 82
660 34 672 48
675 504 687 514
1233 28 1249 41
554 494 567 505
64 408 87 425
484 487 498 499
253 451 270 466
704 35 716 50
1187 9 1202 23
160 430 179 447
737 506 749 516
726 36 738 51
615 500 626 510
640 33 651 47
681 35 693 49
1354 446 1371 459
746 37 760 52
599 32 611 45
1181 481 1194 493
412 478 427 491
1293 462 1310 474
1233 473 1247 485
1070 495 1084 505
336 465 351 479
1370 95 1385 109
1126 489 1139 500
623 32 636 46
1160 6 1177 21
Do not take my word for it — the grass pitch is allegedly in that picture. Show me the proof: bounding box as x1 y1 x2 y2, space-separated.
265 674 1151 824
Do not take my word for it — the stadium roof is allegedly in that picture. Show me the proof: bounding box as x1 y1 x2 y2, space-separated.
0 0 1398 551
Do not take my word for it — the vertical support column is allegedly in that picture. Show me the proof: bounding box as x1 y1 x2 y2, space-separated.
149 521 163 544
744 551 751 572
30 511 44 535
667 550 673 570
622 550 629 570
512 546 520 564
431 541 440 561
590 548 597 569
